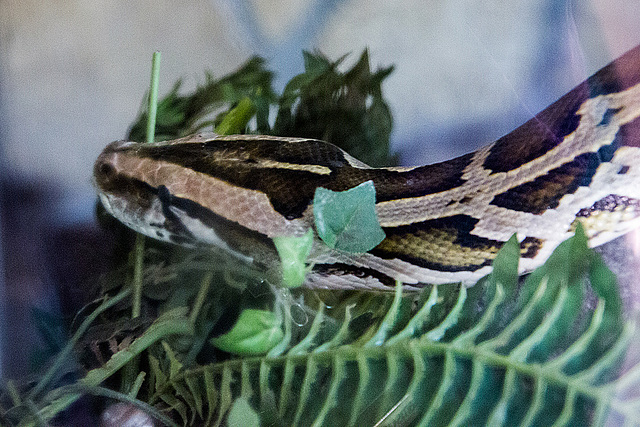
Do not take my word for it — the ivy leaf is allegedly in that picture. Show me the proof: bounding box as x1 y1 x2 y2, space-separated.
313 180 386 253
273 229 314 288
210 309 283 356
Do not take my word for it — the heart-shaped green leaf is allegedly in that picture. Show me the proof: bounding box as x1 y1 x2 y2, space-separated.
210 309 283 356
313 180 386 253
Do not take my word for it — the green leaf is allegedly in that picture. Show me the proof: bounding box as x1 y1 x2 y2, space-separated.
273 229 313 288
313 180 386 253
272 50 396 166
228 397 260 427
69 49 638 427
127 57 275 142
302 50 333 74
210 309 283 356
161 341 184 381
214 97 256 135
147 228 639 426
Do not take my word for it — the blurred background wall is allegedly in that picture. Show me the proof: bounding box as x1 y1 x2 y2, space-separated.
0 0 639 378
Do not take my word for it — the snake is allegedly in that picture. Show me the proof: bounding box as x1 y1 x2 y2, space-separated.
94 45 640 291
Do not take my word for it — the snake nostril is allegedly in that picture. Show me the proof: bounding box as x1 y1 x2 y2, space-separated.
94 161 118 190
98 162 115 178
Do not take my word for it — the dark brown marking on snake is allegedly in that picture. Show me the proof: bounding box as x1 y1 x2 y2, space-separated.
520 237 543 259
483 45 640 174
335 152 475 203
482 88 583 174
312 263 397 288
460 196 473 204
617 115 640 148
576 194 640 217
156 185 197 245
370 215 501 272
113 138 474 220
586 45 640 98
492 112 634 215
93 160 156 210
489 145 612 214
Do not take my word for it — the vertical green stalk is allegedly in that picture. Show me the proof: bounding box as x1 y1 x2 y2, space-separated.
132 51 161 319
131 234 145 319
146 51 161 145
189 272 214 325
122 52 162 395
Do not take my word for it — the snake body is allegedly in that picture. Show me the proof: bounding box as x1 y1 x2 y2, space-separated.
94 45 640 290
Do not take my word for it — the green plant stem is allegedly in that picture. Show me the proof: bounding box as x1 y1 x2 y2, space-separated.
24 398 47 427
146 51 161 144
6 380 21 407
122 234 144 397
128 371 146 399
189 272 214 325
131 233 145 319
130 51 160 319
52 383 178 427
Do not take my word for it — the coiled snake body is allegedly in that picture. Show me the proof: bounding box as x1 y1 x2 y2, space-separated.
94 45 640 290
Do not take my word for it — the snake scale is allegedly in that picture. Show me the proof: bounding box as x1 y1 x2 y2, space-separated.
94 45 640 291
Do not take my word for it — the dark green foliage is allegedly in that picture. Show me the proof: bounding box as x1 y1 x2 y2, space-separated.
127 57 276 142
273 50 396 166
144 227 640 426
29 308 68 371
127 50 397 166
3 51 639 427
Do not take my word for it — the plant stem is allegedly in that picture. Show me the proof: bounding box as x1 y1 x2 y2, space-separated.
131 51 160 319
131 234 145 318
58 383 178 427
146 51 161 145
189 272 214 325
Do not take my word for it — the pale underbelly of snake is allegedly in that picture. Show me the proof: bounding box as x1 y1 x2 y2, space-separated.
94 45 640 291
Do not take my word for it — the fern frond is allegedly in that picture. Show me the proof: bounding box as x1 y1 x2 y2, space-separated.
149 228 639 426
